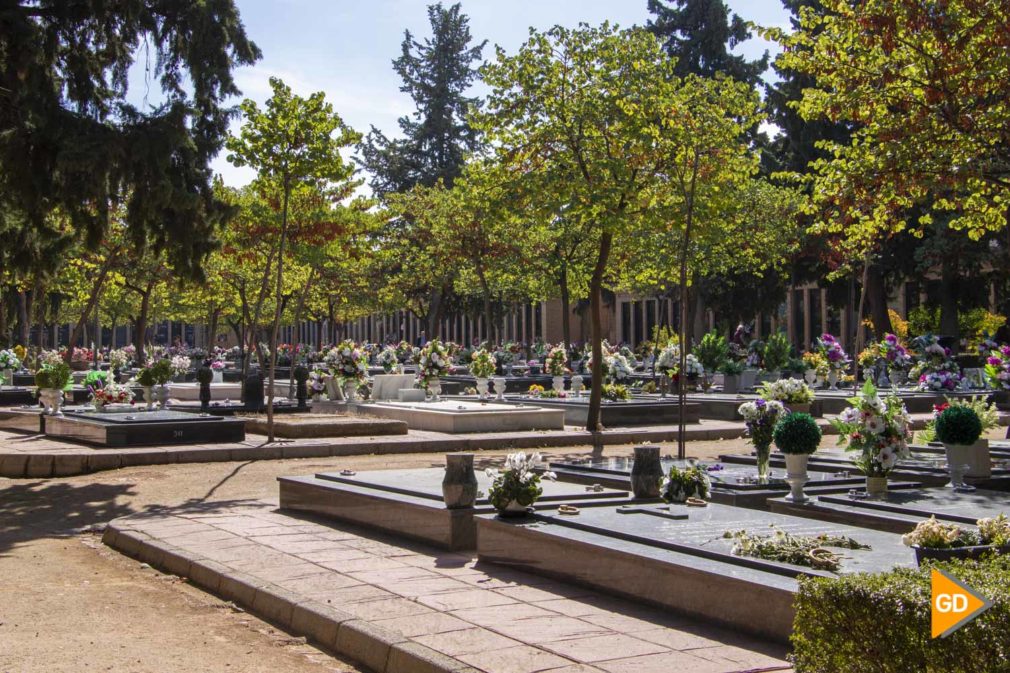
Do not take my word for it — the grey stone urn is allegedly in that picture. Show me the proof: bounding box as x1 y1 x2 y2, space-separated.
630 444 664 499
442 453 479 509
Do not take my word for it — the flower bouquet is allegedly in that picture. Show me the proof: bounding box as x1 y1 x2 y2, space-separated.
879 333 911 380
0 348 22 372
759 378 815 409
737 398 786 479
656 343 679 377
829 381 912 495
984 346 1010 390
91 380 132 409
417 339 452 396
469 348 496 379
801 351 828 383
607 352 634 383
376 345 399 373
661 463 711 503
169 355 191 379
108 348 132 371
902 514 1010 565
815 333 850 387
544 344 568 377
308 367 328 400
326 340 368 382
485 452 556 515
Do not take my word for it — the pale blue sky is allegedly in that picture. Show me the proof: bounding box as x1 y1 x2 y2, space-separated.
209 0 792 186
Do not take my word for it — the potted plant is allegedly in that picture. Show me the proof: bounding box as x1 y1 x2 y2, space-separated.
935 404 989 482
0 348 22 386
417 338 451 402
719 360 744 394
136 359 173 410
169 355 191 383
661 463 711 504
544 344 568 394
759 378 816 415
738 398 786 480
694 331 728 392
761 332 791 381
35 362 72 416
326 340 369 401
470 348 496 399
829 381 912 497
376 345 399 374
902 514 1010 566
655 342 679 397
815 333 851 389
90 379 131 411
773 412 822 503
485 452 556 516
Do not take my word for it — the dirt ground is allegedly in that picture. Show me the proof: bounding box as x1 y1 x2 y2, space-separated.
0 438 749 673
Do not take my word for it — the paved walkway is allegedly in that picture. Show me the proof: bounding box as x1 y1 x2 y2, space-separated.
107 500 792 673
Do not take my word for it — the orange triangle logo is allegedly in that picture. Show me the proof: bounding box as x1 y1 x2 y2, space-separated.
931 569 993 638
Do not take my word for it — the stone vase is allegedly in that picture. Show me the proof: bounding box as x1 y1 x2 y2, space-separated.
442 453 478 509
428 379 442 403
630 445 664 499
344 379 358 402
784 453 810 503
944 440 991 480
157 383 170 410
865 476 888 498
571 375 584 397
325 376 340 401
890 369 907 386
475 377 489 399
312 392 322 403
492 376 507 401
804 369 817 386
212 370 223 383
828 370 839 390
142 386 155 411
40 388 62 416
722 373 740 395
552 375 565 394
789 402 812 415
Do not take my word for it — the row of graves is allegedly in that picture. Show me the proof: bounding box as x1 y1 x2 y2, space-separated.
1 330 1009 446
278 382 1010 650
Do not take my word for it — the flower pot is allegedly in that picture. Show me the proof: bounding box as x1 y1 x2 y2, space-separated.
912 543 1009 567
944 440 991 480
311 393 322 403
70 360 90 372
428 379 442 403
552 375 565 394
865 476 888 498
157 383 170 410
570 374 584 397
890 369 907 386
722 373 740 395
789 402 811 415
39 388 63 416
442 453 478 509
784 453 810 503
630 445 663 499
325 376 340 400
804 369 817 385
492 376 507 401
497 500 530 517
142 386 155 411
212 370 223 383
828 370 839 390
343 379 358 402
475 377 489 399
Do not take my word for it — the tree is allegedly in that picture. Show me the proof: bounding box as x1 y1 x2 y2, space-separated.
647 0 768 86
359 2 485 197
770 0 1010 244
0 0 260 278
227 77 360 441
477 24 760 433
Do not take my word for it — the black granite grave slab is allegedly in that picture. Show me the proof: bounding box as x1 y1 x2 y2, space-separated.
477 502 913 643
548 456 921 508
44 409 245 447
279 467 630 551
0 387 36 406
770 487 1010 533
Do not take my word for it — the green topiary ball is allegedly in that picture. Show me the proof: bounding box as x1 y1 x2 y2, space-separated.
773 412 822 455
935 405 983 446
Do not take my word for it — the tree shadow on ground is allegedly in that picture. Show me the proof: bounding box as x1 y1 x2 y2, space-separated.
0 480 137 556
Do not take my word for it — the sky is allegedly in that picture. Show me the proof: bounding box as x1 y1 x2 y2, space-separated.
195 0 793 187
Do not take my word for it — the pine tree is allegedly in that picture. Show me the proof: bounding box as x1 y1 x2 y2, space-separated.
359 2 485 197
646 0 768 87
0 1 261 280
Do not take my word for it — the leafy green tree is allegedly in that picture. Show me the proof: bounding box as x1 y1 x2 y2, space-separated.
647 0 768 86
227 77 360 440
0 0 260 278
360 2 485 196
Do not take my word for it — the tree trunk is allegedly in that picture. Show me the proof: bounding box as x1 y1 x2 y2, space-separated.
287 269 315 399
676 152 700 461
132 282 155 363
853 261 870 382
586 232 613 433
559 263 572 350
266 184 292 443
939 253 959 341
17 290 30 346
207 307 222 352
865 262 893 338
65 255 117 364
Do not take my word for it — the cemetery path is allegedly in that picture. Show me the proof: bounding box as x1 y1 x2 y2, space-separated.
0 439 756 673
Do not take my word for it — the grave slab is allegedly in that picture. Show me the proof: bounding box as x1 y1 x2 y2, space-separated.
44 409 246 447
279 467 629 551
477 502 913 643
506 398 700 427
350 400 565 433
770 486 1010 533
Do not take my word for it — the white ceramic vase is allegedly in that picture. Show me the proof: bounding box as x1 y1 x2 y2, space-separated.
492 376 507 401
784 453 810 503
475 377 489 399
552 375 565 394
